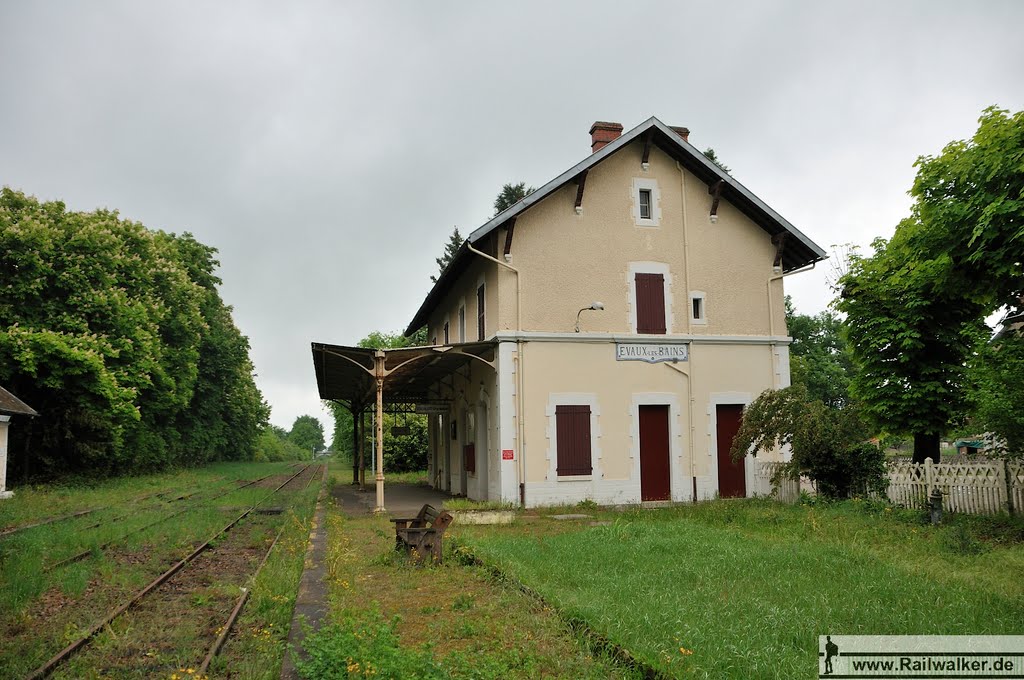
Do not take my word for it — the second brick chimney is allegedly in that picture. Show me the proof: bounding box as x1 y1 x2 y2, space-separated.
589 121 623 153
670 126 690 143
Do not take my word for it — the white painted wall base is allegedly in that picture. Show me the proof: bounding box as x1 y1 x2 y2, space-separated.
525 475 700 508
0 491 12 500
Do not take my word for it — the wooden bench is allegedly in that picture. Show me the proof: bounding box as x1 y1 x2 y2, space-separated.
390 504 453 563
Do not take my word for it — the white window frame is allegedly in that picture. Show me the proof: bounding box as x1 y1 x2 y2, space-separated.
689 291 707 326
639 189 652 220
631 178 661 227
544 393 602 481
627 261 674 334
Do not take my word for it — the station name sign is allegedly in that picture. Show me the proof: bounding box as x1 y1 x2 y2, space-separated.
615 342 689 363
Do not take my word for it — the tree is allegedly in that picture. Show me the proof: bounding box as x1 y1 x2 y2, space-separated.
785 296 853 408
838 107 1023 463
702 148 731 174
967 332 1024 457
255 425 310 462
909 107 1024 317
325 330 431 478
730 385 885 499
0 188 267 479
288 415 325 453
493 182 535 215
431 227 463 284
839 231 987 463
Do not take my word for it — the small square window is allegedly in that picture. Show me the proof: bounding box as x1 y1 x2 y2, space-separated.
639 189 652 220
690 292 707 325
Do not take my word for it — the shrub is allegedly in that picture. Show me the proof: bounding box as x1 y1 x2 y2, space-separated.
732 385 887 499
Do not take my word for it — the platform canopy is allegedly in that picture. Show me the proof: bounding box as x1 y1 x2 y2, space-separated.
310 340 496 412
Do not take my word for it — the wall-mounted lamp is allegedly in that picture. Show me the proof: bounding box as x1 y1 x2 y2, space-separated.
575 301 605 332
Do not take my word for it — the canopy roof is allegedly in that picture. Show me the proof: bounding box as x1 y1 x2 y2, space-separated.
311 341 496 412
0 386 38 417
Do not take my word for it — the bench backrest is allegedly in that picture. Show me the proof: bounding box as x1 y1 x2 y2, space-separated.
404 504 452 533
430 510 454 534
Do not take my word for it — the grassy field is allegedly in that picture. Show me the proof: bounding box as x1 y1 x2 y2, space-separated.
0 461 320 678
455 499 1024 679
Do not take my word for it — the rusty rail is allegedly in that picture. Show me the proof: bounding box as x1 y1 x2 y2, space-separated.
198 526 285 675
0 476 227 541
198 463 325 674
25 465 313 679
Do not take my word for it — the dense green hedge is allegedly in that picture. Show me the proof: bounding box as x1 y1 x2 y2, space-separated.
0 188 269 480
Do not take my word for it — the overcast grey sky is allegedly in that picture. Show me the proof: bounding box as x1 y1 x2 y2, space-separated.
2 1 1022 434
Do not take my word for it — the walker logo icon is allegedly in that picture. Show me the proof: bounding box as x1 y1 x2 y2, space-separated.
818 636 1024 678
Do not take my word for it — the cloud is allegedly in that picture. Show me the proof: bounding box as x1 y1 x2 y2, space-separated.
2 0 1022 428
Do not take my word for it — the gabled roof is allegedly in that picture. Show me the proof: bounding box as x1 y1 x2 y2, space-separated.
406 116 827 336
0 386 38 417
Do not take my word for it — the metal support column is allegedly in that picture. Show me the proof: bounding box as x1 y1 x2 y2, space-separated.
351 407 359 485
374 350 386 513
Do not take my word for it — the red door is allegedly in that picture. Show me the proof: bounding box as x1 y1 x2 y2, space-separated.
716 404 746 498
639 405 671 501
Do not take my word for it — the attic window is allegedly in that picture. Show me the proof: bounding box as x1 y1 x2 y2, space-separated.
639 189 652 220
632 178 660 226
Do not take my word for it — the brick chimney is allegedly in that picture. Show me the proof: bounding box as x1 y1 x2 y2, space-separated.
590 121 623 153
670 126 690 143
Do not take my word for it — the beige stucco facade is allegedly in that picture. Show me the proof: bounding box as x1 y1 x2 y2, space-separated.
417 127 814 506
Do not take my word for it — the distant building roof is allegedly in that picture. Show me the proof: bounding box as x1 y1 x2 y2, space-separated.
0 386 38 417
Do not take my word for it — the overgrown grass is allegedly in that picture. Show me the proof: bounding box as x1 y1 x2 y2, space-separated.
441 498 516 511
385 470 429 485
457 499 1024 679
204 483 321 678
0 461 314 676
307 506 637 679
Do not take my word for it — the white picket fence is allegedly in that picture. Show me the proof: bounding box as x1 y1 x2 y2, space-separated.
753 458 1023 516
886 458 1023 515
752 461 801 503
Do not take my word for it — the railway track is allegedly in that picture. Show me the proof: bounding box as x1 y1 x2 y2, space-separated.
25 463 323 679
0 476 231 540
44 473 277 572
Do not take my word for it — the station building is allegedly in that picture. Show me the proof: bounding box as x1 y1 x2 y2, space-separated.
313 117 826 508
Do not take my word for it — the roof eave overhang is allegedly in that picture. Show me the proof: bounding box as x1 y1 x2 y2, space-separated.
0 386 38 417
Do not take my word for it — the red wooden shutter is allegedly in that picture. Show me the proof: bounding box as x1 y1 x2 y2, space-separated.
635 273 666 334
556 405 592 476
